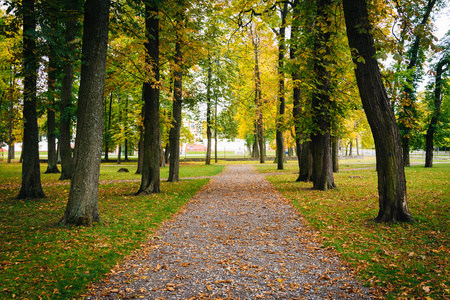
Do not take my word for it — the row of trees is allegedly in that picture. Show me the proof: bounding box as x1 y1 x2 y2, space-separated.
0 0 449 225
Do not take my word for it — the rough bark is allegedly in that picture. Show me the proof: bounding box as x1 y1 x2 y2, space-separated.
58 0 78 180
60 0 110 226
45 54 60 174
168 25 183 181
136 2 160 194
343 0 413 222
310 0 335 191
425 56 449 167
17 0 45 199
297 141 313 182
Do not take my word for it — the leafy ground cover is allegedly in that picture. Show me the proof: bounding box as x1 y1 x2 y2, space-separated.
0 163 223 299
259 162 450 299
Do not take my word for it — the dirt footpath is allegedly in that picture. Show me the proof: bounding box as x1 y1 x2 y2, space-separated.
87 164 374 299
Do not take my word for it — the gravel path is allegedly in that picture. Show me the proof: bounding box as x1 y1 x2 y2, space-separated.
87 164 374 299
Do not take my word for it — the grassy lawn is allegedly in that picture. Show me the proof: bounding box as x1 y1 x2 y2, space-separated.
0 162 224 300
259 162 450 299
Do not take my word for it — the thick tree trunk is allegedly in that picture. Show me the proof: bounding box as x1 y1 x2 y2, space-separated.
168 34 182 181
18 0 45 199
59 0 77 180
311 132 335 190
425 56 449 167
137 2 160 193
343 0 413 222
45 55 60 174
60 0 110 225
206 56 212 166
310 0 335 191
297 141 312 182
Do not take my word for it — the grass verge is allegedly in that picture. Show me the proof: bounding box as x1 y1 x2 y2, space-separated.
260 163 450 299
0 163 222 300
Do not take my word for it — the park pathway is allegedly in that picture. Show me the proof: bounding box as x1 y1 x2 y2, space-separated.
87 164 374 299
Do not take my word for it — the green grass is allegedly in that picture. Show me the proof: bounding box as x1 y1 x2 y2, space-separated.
260 162 450 299
0 162 224 300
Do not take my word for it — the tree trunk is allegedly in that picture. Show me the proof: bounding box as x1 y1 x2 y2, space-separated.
399 0 437 167
310 0 335 191
425 56 449 167
124 139 128 161
160 144 165 167
45 54 60 174
297 141 312 182
117 145 121 164
136 118 144 174
105 92 113 161
58 0 77 180
7 65 15 163
343 0 413 222
275 2 288 170
164 142 170 164
349 140 353 156
168 23 183 182
249 25 265 164
214 97 218 163
332 137 339 173
18 0 45 199
356 137 360 156
206 56 212 166
60 0 110 226
291 0 303 179
136 2 160 194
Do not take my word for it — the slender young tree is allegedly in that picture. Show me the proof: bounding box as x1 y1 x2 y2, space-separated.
136 1 161 194
60 0 110 226
343 0 414 222
398 0 438 167
17 0 45 199
274 1 288 170
45 54 60 174
205 56 213 165
425 55 449 167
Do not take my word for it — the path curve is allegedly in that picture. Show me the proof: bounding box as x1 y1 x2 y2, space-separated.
87 164 374 299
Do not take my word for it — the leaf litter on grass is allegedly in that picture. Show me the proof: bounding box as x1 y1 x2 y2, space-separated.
87 164 376 300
